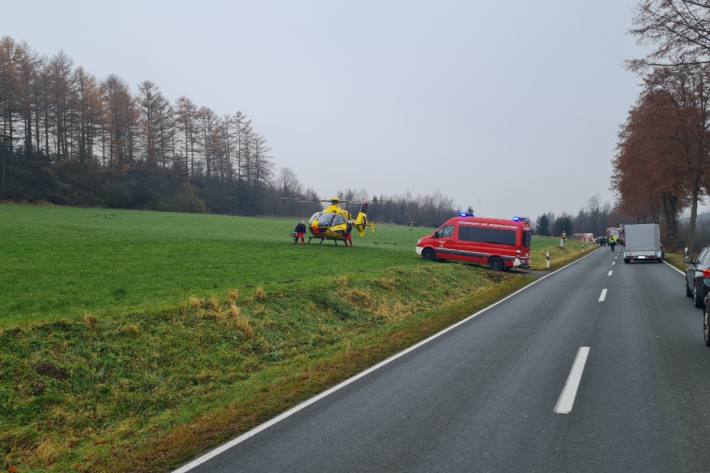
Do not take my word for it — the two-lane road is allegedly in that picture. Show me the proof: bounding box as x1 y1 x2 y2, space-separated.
179 248 710 473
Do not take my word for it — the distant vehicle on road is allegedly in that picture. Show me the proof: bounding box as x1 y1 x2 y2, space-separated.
573 232 594 243
607 226 624 245
623 224 663 264
687 246 710 308
416 214 531 271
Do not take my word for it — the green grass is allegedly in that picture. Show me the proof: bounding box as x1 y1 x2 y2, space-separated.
0 204 590 472
665 252 686 272
529 236 592 270
0 204 588 326
0 204 434 327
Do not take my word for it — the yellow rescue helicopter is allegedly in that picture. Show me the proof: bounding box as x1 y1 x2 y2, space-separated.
299 196 376 245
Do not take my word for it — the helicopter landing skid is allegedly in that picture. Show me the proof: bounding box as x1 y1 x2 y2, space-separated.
307 237 341 245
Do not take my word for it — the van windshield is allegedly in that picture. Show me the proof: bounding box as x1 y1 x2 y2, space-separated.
438 225 455 238
523 230 531 248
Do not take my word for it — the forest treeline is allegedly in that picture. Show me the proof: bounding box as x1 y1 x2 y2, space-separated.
534 196 614 238
0 36 456 226
613 1 710 252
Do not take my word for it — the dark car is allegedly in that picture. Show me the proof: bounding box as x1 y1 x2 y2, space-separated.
686 246 710 308
704 295 710 346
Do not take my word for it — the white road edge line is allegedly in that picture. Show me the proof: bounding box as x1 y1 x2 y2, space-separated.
171 249 601 473
598 288 608 302
554 346 591 414
664 261 684 276
607 270 613 276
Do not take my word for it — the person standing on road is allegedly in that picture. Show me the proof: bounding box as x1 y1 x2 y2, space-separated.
609 235 616 252
294 219 307 245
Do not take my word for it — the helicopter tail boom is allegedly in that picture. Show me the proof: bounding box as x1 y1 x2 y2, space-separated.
353 203 375 236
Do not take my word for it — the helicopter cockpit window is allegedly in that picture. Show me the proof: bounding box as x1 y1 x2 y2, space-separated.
317 213 335 226
331 215 346 226
309 213 322 225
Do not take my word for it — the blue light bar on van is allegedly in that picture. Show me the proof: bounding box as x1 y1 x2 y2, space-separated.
459 212 473 217
513 216 530 223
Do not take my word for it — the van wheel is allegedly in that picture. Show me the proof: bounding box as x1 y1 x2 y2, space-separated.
422 248 436 261
704 308 710 347
489 257 504 272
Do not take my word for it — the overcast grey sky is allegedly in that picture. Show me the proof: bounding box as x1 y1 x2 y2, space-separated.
4 0 647 218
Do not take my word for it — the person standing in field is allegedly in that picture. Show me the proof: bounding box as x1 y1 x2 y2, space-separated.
294 219 307 245
344 221 353 248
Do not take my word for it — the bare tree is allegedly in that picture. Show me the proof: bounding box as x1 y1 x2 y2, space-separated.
48 51 74 160
275 167 303 196
73 67 102 164
175 96 197 176
632 1 710 66
101 75 136 168
13 41 37 154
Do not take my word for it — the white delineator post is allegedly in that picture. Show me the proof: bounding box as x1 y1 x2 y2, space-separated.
546 250 551 269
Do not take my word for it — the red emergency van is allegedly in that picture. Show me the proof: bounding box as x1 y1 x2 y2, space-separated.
415 215 531 270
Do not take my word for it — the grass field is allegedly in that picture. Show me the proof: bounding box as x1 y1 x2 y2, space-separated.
0 204 591 472
0 205 431 327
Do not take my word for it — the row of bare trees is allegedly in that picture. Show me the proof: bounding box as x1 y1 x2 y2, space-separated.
613 1 710 252
0 36 462 223
0 36 274 207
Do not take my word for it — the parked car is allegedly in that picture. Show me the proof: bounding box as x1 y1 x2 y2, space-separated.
415 214 531 271
703 291 710 346
686 246 710 308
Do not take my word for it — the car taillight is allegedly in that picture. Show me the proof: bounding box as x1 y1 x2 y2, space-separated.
703 269 710 279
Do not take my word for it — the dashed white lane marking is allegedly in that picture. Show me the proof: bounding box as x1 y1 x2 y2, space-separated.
598 288 608 302
608 270 613 276
612 261 615 266
554 346 591 414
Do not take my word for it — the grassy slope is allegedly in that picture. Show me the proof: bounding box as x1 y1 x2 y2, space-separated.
665 252 685 272
528 236 590 270
0 205 589 472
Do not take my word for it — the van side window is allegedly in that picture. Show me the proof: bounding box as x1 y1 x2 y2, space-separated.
459 226 516 246
439 225 455 238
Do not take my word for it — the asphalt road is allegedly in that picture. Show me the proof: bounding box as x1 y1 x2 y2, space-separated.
182 248 710 473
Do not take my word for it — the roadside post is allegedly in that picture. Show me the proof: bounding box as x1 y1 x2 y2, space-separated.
560 231 566 248
545 250 551 269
